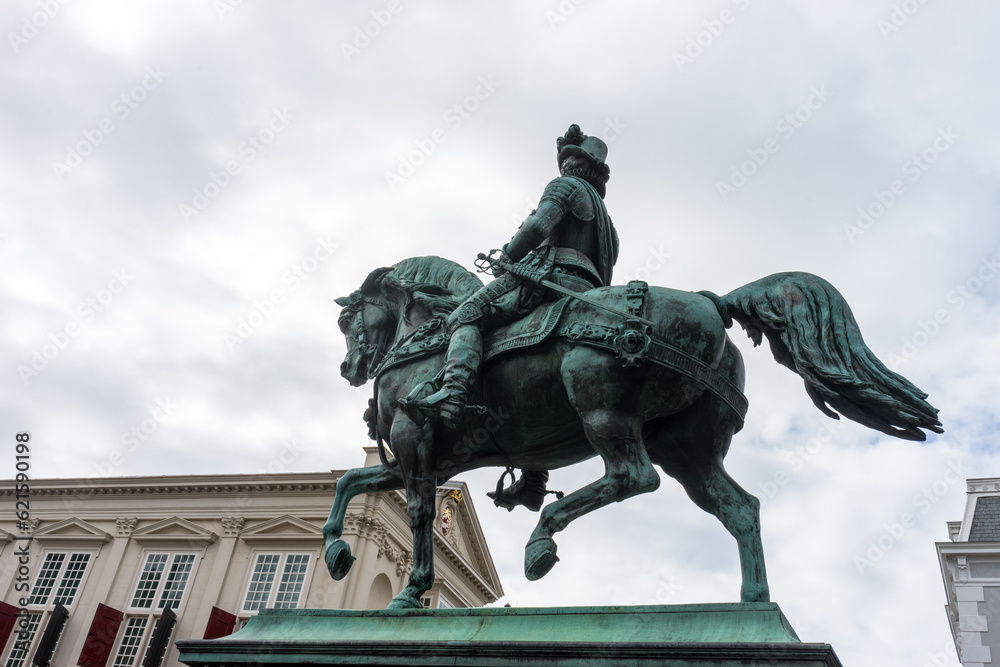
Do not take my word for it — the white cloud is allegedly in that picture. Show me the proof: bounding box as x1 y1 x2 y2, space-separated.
2 2 999 664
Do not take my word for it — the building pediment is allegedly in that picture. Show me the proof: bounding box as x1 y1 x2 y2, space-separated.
240 515 324 544
33 518 112 545
430 486 503 600
131 516 218 546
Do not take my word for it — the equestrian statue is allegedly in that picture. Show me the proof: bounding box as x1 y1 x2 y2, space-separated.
322 124 942 609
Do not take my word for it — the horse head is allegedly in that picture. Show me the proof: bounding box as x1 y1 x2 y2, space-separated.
335 267 400 386
335 257 486 386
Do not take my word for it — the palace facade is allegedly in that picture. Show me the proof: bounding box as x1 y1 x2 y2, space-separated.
0 447 502 667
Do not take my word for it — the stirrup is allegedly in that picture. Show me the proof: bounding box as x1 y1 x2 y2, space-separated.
487 469 561 513
399 386 483 429
398 380 440 427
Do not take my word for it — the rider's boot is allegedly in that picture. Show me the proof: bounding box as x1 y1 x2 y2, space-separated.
488 470 550 512
401 325 481 429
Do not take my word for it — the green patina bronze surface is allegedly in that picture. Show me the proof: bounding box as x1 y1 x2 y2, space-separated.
177 603 844 666
325 256 942 610
176 123 938 665
319 125 942 611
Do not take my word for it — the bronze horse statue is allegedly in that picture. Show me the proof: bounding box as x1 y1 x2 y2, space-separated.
323 255 941 609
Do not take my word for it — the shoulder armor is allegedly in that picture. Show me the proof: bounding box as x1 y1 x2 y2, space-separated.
539 177 596 221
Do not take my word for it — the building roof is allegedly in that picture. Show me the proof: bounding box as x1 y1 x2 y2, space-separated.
969 495 1000 542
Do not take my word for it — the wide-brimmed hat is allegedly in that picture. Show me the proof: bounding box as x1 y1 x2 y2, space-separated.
556 124 608 167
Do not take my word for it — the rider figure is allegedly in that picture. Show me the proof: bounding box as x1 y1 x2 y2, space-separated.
403 124 619 511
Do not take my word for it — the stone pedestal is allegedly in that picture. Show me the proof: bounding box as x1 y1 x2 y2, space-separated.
176 602 843 666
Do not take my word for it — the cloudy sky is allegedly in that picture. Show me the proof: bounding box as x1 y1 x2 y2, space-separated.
4 1 1000 664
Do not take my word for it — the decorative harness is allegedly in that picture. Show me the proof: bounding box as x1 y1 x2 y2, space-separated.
346 284 749 434
341 290 401 473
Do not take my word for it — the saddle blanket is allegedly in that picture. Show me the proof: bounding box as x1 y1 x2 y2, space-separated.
483 298 571 362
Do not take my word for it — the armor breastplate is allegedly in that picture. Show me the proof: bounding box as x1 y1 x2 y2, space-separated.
539 176 616 286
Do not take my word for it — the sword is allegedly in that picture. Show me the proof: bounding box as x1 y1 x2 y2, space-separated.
475 251 655 327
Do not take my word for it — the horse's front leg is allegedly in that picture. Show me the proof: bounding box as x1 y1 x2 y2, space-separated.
387 411 438 610
323 463 404 580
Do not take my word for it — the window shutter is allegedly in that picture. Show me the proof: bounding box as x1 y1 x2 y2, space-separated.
202 606 237 640
0 601 19 651
77 603 124 667
31 602 69 667
141 606 176 667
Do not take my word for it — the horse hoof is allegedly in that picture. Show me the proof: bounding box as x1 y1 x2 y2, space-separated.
325 539 356 580
524 537 559 581
740 583 770 603
387 593 424 610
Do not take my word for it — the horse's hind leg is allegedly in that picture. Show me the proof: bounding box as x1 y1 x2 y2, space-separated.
692 460 768 602
647 415 769 602
322 463 404 580
524 408 660 581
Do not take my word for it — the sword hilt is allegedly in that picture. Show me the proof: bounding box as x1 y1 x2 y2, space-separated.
475 249 511 276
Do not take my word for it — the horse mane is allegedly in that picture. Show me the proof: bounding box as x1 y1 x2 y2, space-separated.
388 256 484 319
390 256 483 297
336 256 483 327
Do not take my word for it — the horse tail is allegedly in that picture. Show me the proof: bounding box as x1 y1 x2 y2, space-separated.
698 272 943 441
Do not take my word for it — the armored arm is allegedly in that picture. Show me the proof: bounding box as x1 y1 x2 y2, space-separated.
503 200 564 262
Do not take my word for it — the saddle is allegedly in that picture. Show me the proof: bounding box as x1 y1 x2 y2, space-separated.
375 285 748 424
484 285 747 422
483 298 572 362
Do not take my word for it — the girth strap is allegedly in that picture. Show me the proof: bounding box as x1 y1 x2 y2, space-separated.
556 320 748 423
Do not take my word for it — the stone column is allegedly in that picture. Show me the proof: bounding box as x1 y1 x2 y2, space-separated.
188 517 244 638
66 517 135 664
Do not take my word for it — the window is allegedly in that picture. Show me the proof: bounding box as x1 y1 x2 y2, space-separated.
158 554 196 609
27 551 91 608
131 553 168 609
109 552 198 667
3 552 92 667
3 613 41 667
128 553 196 612
241 554 312 614
53 553 90 605
111 617 148 667
273 554 309 608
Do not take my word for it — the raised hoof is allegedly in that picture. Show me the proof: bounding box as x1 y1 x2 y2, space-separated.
324 539 356 580
524 537 559 581
387 593 424 610
740 582 770 603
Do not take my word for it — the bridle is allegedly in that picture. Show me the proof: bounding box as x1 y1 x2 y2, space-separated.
342 290 393 380
340 289 402 475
